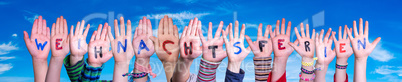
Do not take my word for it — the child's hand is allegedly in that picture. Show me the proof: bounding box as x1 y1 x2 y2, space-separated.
179 17 202 61
23 16 50 60
271 18 294 57
50 16 70 57
69 20 90 59
149 15 180 62
245 23 273 58
289 23 316 58
133 17 155 58
108 17 134 63
315 28 335 65
199 21 227 62
88 23 113 67
347 18 381 58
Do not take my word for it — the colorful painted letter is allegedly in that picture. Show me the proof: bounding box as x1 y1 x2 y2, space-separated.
259 40 267 52
94 47 103 58
137 40 150 54
183 42 193 55
208 45 218 58
162 40 174 55
357 38 366 50
278 39 285 50
304 41 310 51
56 39 63 50
117 39 127 53
35 39 48 51
340 43 346 53
324 47 327 57
233 42 241 54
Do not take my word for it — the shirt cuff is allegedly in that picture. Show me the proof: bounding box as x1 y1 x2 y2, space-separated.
224 68 245 82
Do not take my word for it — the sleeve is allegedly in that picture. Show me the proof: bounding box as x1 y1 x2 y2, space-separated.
334 73 349 82
224 69 245 82
197 58 222 82
63 55 85 82
267 71 287 82
254 57 272 82
81 59 106 82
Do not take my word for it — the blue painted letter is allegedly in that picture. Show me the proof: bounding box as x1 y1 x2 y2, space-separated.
78 39 81 49
137 40 150 54
357 38 366 50
35 39 47 51
117 39 127 53
233 42 242 54
324 47 327 58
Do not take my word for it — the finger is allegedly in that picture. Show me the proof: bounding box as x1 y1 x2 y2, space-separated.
343 25 348 39
134 26 138 38
75 22 80 36
214 21 224 38
364 21 369 38
63 19 68 35
32 19 38 34
83 24 90 37
229 23 233 40
332 31 338 42
56 18 60 34
286 21 292 36
147 19 153 36
138 19 143 35
174 25 179 37
70 25 74 37
186 20 193 36
315 33 319 44
46 27 50 39
306 24 310 38
163 16 169 34
294 27 301 39
169 18 174 35
339 26 342 40
191 18 198 36
127 20 132 38
245 35 257 51
329 32 335 44
359 18 363 35
319 29 324 43
38 16 43 35
281 18 285 34
270 26 275 38
182 26 188 38
371 37 381 48
149 36 159 48
60 17 65 34
51 23 55 36
346 27 354 40
208 22 213 40
275 20 280 35
234 21 239 38
222 30 229 44
114 19 120 37
108 26 115 41
324 28 332 43
240 24 246 41
90 31 97 42
312 29 316 42
300 23 305 37
120 17 126 36
353 20 358 37
198 28 206 43
23 31 31 44
257 23 263 37
158 17 164 35
142 17 147 35
100 23 108 40
96 24 102 40
264 25 270 37
42 19 47 35
79 20 85 35
288 42 299 52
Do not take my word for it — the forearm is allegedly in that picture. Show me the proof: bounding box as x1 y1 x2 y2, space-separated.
335 57 348 81
45 56 65 82
133 58 150 82
300 57 314 82
271 56 288 81
162 59 178 82
32 58 48 82
113 61 129 82
354 57 368 82
253 57 272 82
227 61 242 73
69 54 84 66
314 63 327 82
172 58 193 82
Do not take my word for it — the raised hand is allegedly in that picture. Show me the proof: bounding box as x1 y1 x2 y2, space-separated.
69 20 90 65
222 21 251 73
50 16 70 57
88 23 113 67
133 17 155 58
347 18 381 58
179 17 202 61
108 17 134 63
149 15 180 62
23 16 50 82
271 18 294 57
333 26 353 62
198 21 227 62
245 23 273 57
315 28 335 66
289 23 316 58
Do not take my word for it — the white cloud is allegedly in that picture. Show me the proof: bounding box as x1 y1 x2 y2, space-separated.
0 63 12 74
11 34 17 37
0 56 15 61
375 65 402 75
0 42 19 55
369 43 394 62
142 11 211 29
23 10 39 23
378 75 402 82
0 77 33 82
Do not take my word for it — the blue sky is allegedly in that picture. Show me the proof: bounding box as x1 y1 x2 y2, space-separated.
0 0 401 82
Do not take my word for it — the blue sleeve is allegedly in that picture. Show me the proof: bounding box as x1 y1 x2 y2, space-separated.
224 69 245 82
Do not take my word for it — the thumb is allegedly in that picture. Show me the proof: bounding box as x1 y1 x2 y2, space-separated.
371 37 381 48
23 31 31 44
149 36 158 48
245 35 257 52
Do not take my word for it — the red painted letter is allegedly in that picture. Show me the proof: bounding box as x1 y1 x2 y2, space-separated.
278 39 285 50
162 40 174 55
56 39 63 50
340 43 346 53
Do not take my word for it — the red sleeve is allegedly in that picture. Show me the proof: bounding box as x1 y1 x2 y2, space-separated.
334 73 348 82
267 71 287 82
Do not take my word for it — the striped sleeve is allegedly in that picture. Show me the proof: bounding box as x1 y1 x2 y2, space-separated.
81 59 104 82
253 57 272 82
63 55 84 82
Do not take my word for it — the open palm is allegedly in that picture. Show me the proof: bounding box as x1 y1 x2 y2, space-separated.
315 28 335 65
199 21 227 62
88 23 113 67
150 15 180 62
70 20 90 57
179 18 202 61
50 16 69 57
347 18 381 58
222 21 250 62
246 23 273 58
23 16 50 60
271 18 294 57
133 17 155 58
289 23 315 58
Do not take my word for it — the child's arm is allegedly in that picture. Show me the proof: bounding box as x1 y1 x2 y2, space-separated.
314 28 336 82
108 17 135 82
23 16 50 82
222 21 251 81
347 18 381 82
46 16 70 82
333 26 353 82
245 23 273 82
149 15 180 82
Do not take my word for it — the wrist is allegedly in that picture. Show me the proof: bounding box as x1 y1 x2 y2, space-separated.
336 57 349 65
228 61 242 73
88 61 103 67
